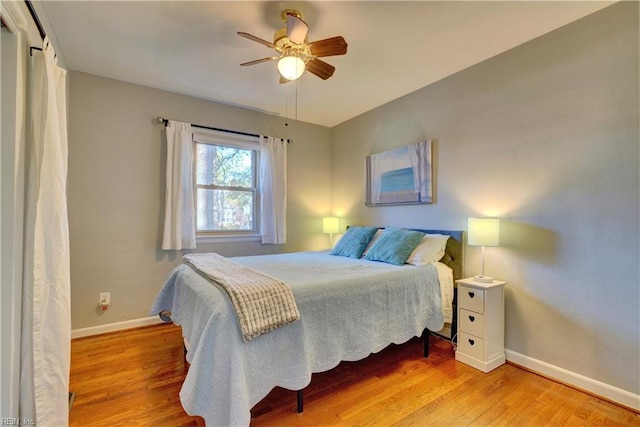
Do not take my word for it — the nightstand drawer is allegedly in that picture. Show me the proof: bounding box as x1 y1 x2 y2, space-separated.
458 285 485 313
458 332 484 361
459 309 485 337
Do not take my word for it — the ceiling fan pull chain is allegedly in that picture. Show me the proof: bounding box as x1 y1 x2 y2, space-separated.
285 80 289 127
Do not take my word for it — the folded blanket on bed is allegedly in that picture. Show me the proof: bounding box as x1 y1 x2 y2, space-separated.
183 253 300 342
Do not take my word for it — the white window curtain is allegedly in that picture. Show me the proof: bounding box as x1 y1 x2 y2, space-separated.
21 37 71 426
162 121 196 250
259 136 287 244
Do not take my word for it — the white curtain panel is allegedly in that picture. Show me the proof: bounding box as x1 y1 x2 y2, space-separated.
20 37 71 426
162 121 196 250
259 136 287 244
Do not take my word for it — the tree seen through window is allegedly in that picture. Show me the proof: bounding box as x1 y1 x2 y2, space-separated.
196 143 256 232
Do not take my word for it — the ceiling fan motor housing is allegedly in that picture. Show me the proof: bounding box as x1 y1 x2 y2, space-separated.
273 10 310 60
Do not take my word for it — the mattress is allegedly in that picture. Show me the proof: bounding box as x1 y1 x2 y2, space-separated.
151 250 452 426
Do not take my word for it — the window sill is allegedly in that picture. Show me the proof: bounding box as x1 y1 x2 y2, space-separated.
197 233 262 244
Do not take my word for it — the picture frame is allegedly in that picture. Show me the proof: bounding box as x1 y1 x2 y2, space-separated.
365 140 433 206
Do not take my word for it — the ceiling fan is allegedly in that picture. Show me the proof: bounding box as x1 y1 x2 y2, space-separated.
238 9 348 83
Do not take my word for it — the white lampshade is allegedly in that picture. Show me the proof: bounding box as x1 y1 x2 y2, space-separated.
468 217 500 283
277 55 305 80
322 217 340 235
467 218 500 247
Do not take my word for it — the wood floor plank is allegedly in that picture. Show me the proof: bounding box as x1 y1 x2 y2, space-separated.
69 324 639 426
348 368 475 425
542 385 590 426
336 361 465 421
422 367 524 426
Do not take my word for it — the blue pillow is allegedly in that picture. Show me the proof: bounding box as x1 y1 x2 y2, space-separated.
364 227 425 265
330 226 378 258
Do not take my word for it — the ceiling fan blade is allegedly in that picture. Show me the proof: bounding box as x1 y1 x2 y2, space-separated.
286 13 308 45
237 32 274 49
306 58 335 80
240 57 278 66
309 36 348 57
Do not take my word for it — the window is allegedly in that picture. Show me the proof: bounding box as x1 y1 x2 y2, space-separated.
193 129 259 237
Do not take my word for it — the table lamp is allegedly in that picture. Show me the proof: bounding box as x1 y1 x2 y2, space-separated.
467 217 500 283
322 217 340 246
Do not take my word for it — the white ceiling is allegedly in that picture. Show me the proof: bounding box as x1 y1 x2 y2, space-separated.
38 1 614 128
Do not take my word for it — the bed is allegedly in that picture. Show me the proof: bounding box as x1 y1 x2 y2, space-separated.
151 227 463 426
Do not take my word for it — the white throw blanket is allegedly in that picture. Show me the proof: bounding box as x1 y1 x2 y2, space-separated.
183 253 300 342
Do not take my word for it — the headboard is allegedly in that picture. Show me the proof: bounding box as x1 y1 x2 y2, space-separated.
348 226 465 281
412 229 465 282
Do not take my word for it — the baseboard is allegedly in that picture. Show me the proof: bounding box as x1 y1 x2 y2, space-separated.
71 316 165 339
505 349 640 412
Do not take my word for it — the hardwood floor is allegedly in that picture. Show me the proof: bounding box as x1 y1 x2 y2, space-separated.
69 323 638 426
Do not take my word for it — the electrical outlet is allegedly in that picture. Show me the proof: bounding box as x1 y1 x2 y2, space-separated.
99 292 111 306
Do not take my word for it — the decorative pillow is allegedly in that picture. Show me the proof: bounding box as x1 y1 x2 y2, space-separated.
330 226 378 259
361 229 383 257
405 234 451 266
364 227 425 265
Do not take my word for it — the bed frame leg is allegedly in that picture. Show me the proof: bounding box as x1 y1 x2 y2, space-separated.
297 390 303 413
423 329 430 358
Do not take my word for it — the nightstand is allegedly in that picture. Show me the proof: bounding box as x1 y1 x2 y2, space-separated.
455 277 506 373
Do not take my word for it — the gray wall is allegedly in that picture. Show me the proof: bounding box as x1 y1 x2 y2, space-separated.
330 3 639 395
68 72 332 329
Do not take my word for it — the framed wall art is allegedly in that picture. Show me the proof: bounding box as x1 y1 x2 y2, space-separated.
365 140 432 206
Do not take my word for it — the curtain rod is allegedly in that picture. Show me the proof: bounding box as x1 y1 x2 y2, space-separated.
25 0 52 57
158 117 291 144
25 0 46 40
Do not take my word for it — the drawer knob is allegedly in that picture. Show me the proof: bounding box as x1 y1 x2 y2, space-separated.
468 338 475 346
468 291 475 298
469 315 475 322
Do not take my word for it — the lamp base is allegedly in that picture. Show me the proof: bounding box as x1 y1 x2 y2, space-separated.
473 275 494 283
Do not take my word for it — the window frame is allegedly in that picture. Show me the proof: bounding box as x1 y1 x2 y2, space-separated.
192 128 261 243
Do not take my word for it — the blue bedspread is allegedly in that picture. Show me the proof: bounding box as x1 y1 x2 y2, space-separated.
150 251 446 426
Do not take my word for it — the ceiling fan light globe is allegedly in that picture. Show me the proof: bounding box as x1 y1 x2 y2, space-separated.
278 55 305 80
